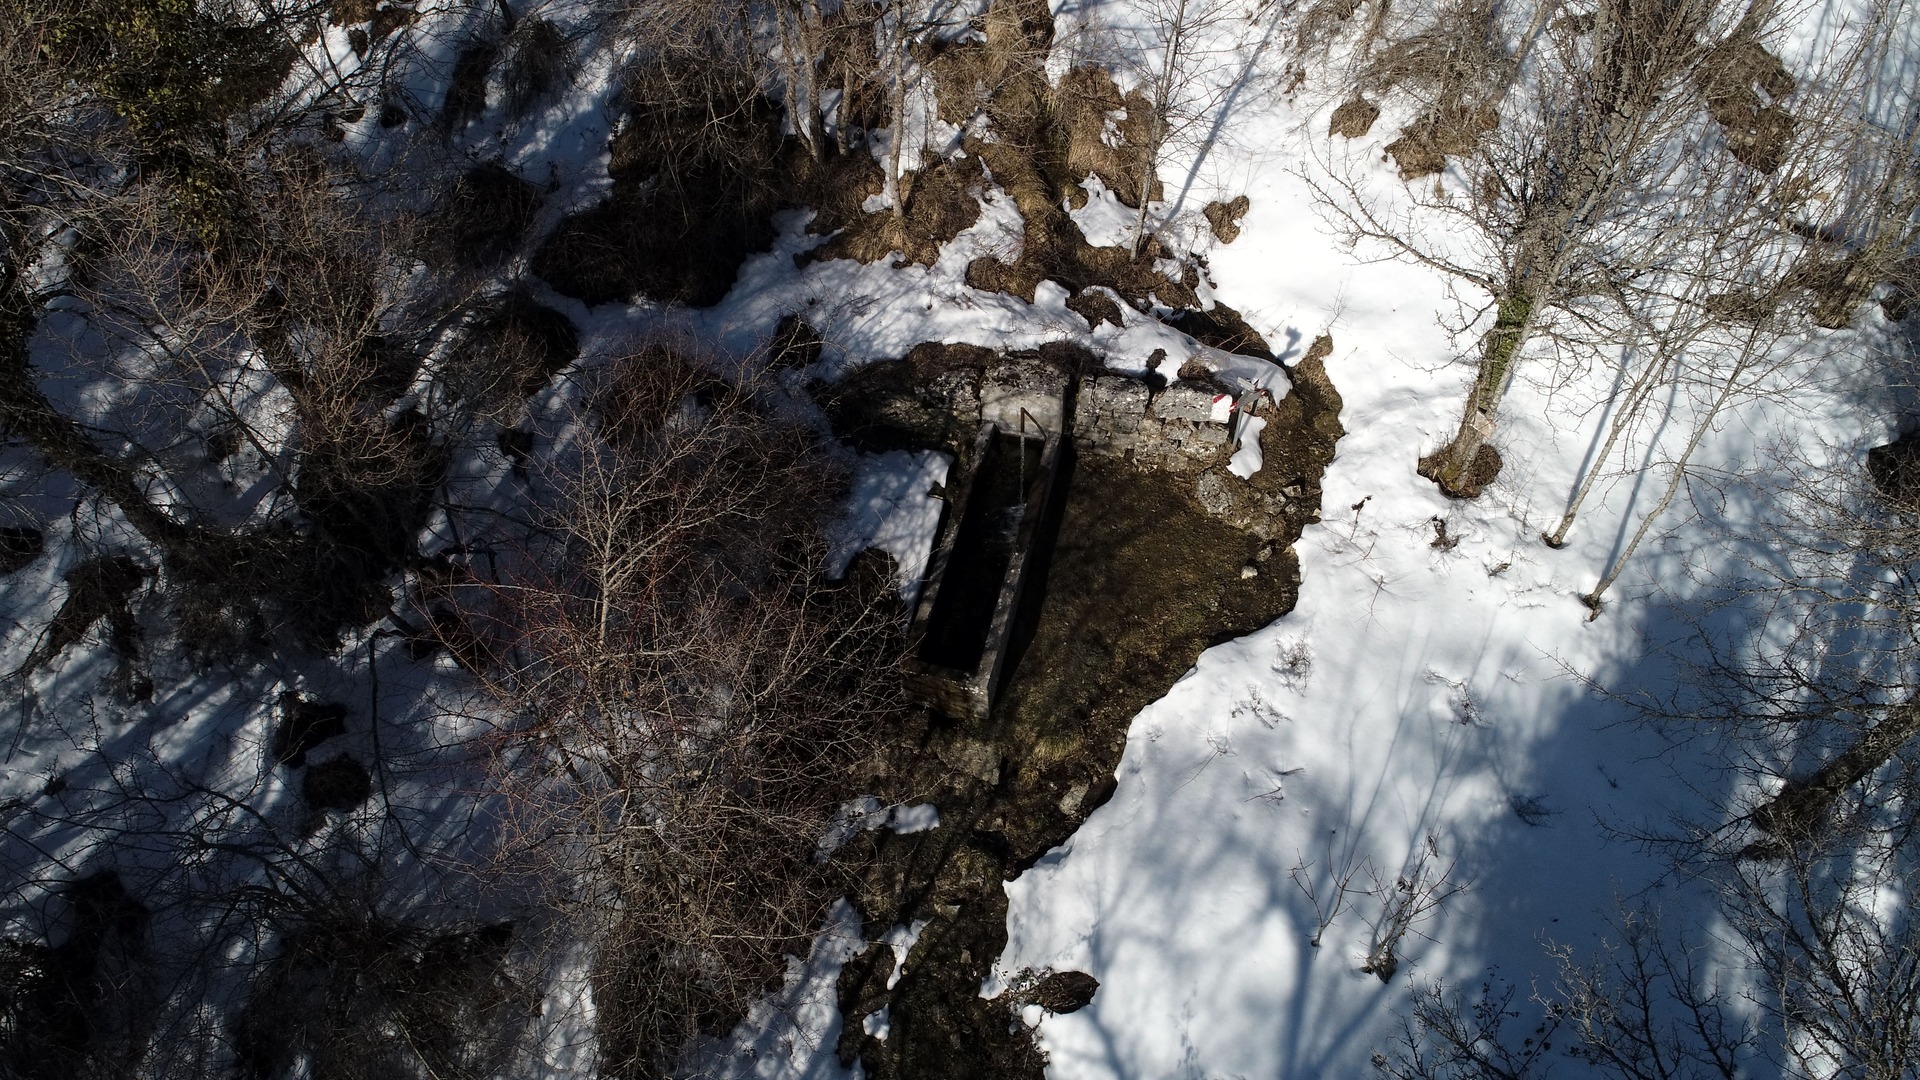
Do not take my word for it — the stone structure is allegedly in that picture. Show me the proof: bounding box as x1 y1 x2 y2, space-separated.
898 357 1297 718
978 358 1069 435
1074 375 1237 473
906 365 1067 721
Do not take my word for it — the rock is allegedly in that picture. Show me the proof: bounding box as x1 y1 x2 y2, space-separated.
1058 780 1090 816
1153 383 1217 423
1030 970 1099 1014
930 367 983 419
1194 472 1234 517
1329 97 1380 139
980 359 1068 434
302 757 372 812
1074 375 1150 448
1868 432 1920 506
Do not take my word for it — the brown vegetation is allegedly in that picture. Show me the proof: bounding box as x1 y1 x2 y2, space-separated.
450 348 907 1077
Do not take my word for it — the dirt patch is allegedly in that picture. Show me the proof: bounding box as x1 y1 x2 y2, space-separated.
1789 251 1875 330
1165 301 1275 360
806 152 986 268
1329 96 1380 138
235 919 528 1080
831 351 1345 1079
1418 442 1502 498
438 163 543 269
23 555 145 679
1204 195 1251 243
1051 65 1161 208
1385 99 1499 180
768 314 824 370
533 70 790 306
0 527 43 574
272 693 349 768
502 16 571 115
1364 0 1507 176
444 292 580 416
302 756 373 813
1066 287 1125 329
441 41 499 134
0 872 150 1080
1867 431 1920 507
1025 970 1099 1013
1698 33 1796 173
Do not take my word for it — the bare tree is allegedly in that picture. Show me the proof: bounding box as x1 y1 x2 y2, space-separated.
1128 0 1246 257
1291 828 1371 947
450 348 905 1077
1377 906 1754 1080
1312 0 1786 497
775 0 833 162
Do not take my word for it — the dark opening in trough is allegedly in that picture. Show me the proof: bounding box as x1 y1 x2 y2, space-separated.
907 421 1063 720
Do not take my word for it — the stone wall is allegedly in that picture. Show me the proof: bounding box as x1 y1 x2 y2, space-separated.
980 358 1069 435
1073 375 1234 474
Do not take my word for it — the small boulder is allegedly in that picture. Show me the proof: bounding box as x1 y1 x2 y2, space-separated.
1030 970 1099 1014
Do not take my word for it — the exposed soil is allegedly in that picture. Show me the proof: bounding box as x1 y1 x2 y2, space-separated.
805 152 986 269
1697 33 1796 174
1329 96 1380 139
1204 195 1251 243
438 163 543 269
1385 99 1499 180
532 79 791 306
445 291 580 416
0 526 45 575
1418 441 1503 499
831 355 1344 1078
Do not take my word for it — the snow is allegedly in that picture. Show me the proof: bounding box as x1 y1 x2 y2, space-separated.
829 450 954 605
816 795 946 861
0 0 1900 1075
1067 175 1142 250
978 7 1889 1080
1227 413 1265 478
702 900 873 1080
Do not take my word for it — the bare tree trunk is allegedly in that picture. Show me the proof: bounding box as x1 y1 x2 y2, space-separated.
0 262 205 559
1420 0 1723 496
1424 291 1539 493
1751 696 1920 838
1582 337 1756 615
779 0 828 162
1543 340 1677 547
884 0 910 226
1132 0 1192 259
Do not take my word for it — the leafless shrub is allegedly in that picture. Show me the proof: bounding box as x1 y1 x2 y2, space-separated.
1362 843 1468 982
502 16 573 116
1359 0 1507 104
452 344 906 1077
1547 906 1755 1080
440 290 580 421
1373 976 1564 1080
1291 829 1369 947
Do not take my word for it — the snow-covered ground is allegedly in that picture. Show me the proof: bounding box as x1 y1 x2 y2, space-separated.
979 10 1899 1080
0 0 1904 1075
695 0 1904 1076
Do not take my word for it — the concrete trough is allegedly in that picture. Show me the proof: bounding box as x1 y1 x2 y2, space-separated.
906 417 1064 722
